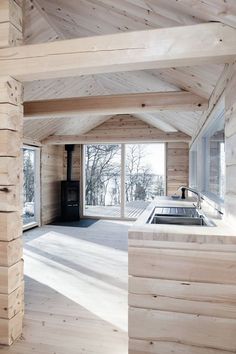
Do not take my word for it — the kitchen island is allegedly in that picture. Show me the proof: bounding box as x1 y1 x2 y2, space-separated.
128 197 236 354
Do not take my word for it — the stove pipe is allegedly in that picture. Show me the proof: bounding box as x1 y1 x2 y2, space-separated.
65 145 74 181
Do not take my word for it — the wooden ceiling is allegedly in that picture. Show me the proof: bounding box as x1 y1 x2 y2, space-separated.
23 0 235 141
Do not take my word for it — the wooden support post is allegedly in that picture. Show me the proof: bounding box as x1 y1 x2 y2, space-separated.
0 0 23 346
0 76 23 345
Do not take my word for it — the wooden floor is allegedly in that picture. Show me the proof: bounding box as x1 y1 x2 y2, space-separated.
0 220 129 354
85 201 150 219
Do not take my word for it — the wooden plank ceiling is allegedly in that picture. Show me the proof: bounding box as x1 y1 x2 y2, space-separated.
23 0 233 141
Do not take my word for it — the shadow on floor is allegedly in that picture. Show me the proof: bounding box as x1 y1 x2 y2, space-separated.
50 218 98 228
24 243 127 290
24 219 130 251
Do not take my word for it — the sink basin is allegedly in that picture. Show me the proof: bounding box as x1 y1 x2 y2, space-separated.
148 206 215 227
151 215 206 226
153 207 199 217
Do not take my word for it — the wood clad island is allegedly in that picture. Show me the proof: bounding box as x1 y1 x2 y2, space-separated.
128 197 236 354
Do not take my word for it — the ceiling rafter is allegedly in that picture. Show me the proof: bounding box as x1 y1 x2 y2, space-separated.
134 113 178 133
22 0 233 140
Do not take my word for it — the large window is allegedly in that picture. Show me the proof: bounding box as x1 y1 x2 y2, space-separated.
84 143 165 219
125 144 165 218
84 144 121 217
190 98 225 205
203 112 225 200
23 146 40 228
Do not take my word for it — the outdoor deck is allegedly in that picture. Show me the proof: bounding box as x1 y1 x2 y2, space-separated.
84 201 150 219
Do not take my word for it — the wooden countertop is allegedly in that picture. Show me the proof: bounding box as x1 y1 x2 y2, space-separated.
129 197 236 243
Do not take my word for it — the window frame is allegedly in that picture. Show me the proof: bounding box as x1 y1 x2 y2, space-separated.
202 109 225 203
22 145 41 231
189 97 225 211
82 142 166 220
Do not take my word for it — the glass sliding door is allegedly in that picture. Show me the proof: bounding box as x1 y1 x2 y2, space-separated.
125 144 165 218
84 144 121 218
23 146 40 228
83 143 166 219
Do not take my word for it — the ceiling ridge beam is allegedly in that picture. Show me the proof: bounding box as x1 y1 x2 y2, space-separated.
24 91 207 119
0 22 236 81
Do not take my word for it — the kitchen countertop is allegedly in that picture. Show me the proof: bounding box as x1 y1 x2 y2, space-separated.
129 196 236 243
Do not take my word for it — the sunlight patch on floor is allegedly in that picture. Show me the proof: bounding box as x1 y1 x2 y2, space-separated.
24 230 128 332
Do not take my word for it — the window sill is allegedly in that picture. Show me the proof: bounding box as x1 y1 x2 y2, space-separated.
23 221 39 232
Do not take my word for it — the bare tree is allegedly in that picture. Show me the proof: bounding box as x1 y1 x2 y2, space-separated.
85 144 165 207
126 145 155 202
85 145 120 206
23 149 35 203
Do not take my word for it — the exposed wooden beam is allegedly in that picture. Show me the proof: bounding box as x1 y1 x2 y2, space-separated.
23 137 42 147
24 92 207 119
42 132 190 145
0 23 236 81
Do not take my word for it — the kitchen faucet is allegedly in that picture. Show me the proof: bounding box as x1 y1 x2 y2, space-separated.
178 186 202 209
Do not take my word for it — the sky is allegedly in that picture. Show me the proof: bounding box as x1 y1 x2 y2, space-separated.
128 143 165 175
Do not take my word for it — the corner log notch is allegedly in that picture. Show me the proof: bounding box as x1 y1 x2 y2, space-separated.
24 91 207 120
0 23 236 81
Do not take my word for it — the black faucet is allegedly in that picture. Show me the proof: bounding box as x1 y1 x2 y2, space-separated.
178 185 202 209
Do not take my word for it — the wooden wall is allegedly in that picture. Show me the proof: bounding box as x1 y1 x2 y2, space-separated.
0 77 24 346
129 232 236 354
225 65 236 227
43 115 190 144
166 142 189 196
0 1 24 345
41 145 64 225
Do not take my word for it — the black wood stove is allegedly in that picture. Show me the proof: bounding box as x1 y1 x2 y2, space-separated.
61 145 80 221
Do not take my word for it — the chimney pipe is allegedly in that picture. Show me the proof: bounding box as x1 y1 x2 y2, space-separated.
65 145 74 181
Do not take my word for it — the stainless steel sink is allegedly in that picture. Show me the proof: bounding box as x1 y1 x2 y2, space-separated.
148 207 215 227
153 207 199 217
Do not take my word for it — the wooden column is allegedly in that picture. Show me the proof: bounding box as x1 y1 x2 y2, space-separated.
166 142 189 196
225 63 236 227
0 0 24 346
0 77 24 346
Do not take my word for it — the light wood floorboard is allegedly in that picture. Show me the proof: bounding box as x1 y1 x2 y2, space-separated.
0 220 129 354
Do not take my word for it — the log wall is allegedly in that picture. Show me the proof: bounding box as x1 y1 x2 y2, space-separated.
166 142 189 196
41 145 64 225
0 76 24 345
0 0 24 345
129 233 236 353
